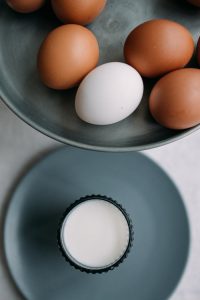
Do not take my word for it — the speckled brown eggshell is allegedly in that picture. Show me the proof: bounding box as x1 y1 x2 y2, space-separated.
124 19 195 78
7 0 45 13
37 24 99 90
187 0 200 7
51 0 107 25
149 68 200 130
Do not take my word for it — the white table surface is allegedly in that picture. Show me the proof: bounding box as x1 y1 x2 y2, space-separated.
0 100 199 300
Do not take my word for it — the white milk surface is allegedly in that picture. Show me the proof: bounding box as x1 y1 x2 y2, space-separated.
61 199 130 269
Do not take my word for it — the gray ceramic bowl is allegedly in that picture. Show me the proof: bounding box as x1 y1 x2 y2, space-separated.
0 0 200 151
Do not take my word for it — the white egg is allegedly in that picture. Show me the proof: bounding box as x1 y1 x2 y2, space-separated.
75 62 144 125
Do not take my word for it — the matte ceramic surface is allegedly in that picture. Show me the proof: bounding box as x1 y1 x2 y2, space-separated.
4 147 190 300
0 0 200 151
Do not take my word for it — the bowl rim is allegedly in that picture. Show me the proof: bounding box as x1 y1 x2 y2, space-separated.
1 89 200 152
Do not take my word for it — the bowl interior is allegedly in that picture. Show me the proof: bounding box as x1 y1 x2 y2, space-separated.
0 0 200 151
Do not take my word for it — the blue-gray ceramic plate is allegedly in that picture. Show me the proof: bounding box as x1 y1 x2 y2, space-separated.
4 147 190 300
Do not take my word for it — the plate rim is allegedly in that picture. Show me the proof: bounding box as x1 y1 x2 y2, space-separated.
3 147 191 300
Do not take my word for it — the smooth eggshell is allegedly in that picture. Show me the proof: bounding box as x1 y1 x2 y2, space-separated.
75 62 144 125
124 19 194 78
187 0 200 7
37 24 99 90
149 68 200 129
7 0 45 13
51 0 107 25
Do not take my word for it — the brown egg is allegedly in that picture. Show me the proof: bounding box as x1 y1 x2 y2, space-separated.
124 19 194 78
51 0 107 25
37 24 99 90
149 68 200 130
7 0 45 13
187 0 200 7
